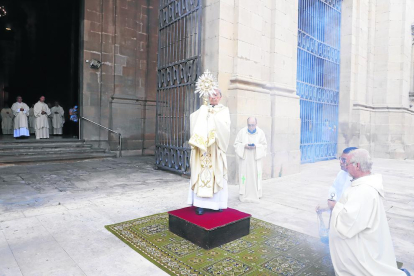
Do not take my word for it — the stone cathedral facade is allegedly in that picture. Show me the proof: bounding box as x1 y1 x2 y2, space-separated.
81 0 414 180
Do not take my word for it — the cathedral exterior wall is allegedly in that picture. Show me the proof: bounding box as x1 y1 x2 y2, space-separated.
79 0 414 177
203 0 301 181
81 0 158 155
338 0 414 160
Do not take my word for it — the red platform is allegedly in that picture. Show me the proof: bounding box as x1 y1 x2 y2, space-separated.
168 207 251 249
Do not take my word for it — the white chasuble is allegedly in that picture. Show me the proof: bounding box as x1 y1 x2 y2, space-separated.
329 174 405 276
51 106 65 134
234 127 267 202
1 108 14 134
187 104 231 210
34 102 51 139
11 102 30 137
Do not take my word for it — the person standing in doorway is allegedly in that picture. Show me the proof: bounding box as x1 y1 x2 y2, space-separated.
1 104 13 135
11 96 30 138
51 101 65 135
34 96 51 139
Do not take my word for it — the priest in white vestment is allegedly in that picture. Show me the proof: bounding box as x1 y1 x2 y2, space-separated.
329 149 405 276
11 96 30 138
187 87 231 215
316 147 357 213
29 105 36 134
51 101 65 135
34 96 51 139
1 105 13 135
234 117 267 202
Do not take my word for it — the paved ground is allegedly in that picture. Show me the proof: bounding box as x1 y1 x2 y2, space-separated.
0 156 413 275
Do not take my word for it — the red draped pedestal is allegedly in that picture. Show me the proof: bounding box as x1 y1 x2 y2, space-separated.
168 206 251 249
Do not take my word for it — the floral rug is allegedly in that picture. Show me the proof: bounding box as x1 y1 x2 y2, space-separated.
105 213 335 275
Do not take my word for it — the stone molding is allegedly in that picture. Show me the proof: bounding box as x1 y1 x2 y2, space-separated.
228 76 270 94
110 95 156 104
228 75 298 99
353 103 414 114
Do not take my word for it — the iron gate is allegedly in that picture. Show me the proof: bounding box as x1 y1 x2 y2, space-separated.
155 0 202 174
297 0 342 163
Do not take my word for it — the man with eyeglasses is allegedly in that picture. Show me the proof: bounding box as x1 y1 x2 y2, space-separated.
328 149 408 275
234 117 267 202
316 147 357 213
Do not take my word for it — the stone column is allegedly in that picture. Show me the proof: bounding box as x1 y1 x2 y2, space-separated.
203 0 301 180
268 0 301 176
226 0 273 181
338 0 414 159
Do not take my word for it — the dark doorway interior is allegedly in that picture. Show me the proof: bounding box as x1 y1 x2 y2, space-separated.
0 0 81 137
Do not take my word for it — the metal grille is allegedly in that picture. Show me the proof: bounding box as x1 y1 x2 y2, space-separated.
297 0 342 163
155 0 202 174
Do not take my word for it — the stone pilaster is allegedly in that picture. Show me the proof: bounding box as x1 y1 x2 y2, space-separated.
338 0 414 159
203 0 300 181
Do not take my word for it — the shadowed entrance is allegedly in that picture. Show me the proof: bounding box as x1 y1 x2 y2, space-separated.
0 0 81 137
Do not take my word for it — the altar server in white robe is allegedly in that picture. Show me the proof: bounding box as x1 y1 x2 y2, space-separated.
34 96 51 139
329 149 405 276
29 104 35 134
51 101 64 135
1 105 13 134
11 96 30 138
315 147 357 213
234 117 267 202
187 87 231 215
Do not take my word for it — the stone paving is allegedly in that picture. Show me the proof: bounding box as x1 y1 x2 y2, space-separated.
0 156 413 275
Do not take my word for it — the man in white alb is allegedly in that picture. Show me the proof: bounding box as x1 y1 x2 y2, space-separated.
34 96 51 139
50 101 65 135
11 96 30 138
316 147 357 213
234 117 267 202
1 105 13 135
329 149 406 275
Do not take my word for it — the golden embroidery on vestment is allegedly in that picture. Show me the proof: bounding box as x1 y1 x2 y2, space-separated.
199 150 213 188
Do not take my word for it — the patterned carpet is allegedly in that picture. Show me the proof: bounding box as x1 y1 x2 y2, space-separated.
105 213 335 275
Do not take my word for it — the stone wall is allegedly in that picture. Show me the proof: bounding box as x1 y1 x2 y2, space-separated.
81 0 158 155
203 0 301 181
338 0 414 159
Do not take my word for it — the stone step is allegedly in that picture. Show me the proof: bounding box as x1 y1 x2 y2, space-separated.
0 138 82 144
0 148 105 156
0 140 84 147
0 152 117 164
0 143 92 151
0 138 117 164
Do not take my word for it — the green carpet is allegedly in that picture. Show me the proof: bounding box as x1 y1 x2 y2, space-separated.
105 213 335 275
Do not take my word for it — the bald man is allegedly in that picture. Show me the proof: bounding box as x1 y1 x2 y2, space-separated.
234 117 267 202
